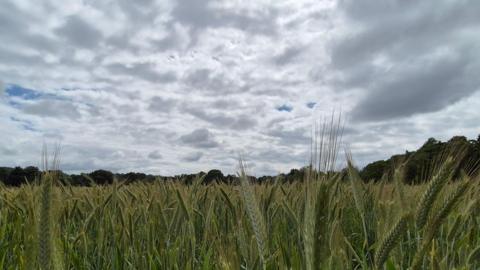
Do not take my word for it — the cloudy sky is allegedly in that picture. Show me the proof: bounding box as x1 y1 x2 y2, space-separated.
1 0 479 175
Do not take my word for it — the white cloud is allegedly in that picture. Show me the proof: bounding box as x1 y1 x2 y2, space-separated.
0 80 4 97
0 0 478 175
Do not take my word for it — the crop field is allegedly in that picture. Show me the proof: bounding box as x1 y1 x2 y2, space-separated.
2 0 479 269
0 159 478 270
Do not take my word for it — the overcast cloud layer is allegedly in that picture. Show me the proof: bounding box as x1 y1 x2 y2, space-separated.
1 0 479 175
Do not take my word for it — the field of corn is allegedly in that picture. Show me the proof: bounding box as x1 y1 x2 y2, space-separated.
0 158 479 270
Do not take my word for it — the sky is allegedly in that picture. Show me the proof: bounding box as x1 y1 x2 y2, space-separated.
0 0 479 176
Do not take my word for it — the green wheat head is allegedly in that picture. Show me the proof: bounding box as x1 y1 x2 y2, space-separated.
374 213 409 269
415 157 455 230
411 179 470 270
238 159 268 269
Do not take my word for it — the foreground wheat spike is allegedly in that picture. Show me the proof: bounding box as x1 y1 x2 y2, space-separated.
411 180 470 270
415 157 454 230
38 145 63 270
346 156 376 266
393 165 407 212
39 172 54 270
303 175 315 270
238 160 268 269
374 213 409 269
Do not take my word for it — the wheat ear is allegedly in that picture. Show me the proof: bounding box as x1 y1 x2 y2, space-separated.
375 213 409 269
415 157 455 230
411 181 469 270
38 172 54 270
238 159 268 269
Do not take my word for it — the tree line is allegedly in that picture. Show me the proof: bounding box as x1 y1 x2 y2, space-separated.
1 134 479 186
360 135 480 183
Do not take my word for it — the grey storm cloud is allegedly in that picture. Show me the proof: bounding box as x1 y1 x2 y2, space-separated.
253 149 308 165
332 0 480 121
182 151 203 162
148 150 163 160
180 128 219 148
0 2 58 68
55 15 103 48
210 99 234 109
0 2 58 53
272 46 304 66
22 99 81 120
117 0 158 23
184 105 258 130
148 96 177 113
183 68 241 95
0 146 17 156
267 126 310 146
352 54 480 121
0 47 52 67
107 63 177 83
171 0 279 39
0 80 5 96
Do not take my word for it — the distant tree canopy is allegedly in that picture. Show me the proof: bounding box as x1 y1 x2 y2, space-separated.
2 166 40 186
0 135 479 186
89 170 114 185
359 135 480 184
24 166 40 182
5 167 27 186
360 160 389 182
203 169 224 184
0 167 13 183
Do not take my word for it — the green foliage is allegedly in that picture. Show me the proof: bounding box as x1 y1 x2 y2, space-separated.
204 169 225 184
360 135 480 183
5 167 25 186
361 160 389 182
89 169 114 185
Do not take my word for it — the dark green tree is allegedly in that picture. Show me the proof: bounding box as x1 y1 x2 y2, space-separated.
23 166 40 183
203 169 224 184
0 167 11 183
404 137 444 184
5 167 26 186
89 170 114 185
360 160 388 182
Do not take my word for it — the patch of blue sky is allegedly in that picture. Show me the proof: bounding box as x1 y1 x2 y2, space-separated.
6 84 42 100
306 102 316 109
276 104 293 112
6 84 73 103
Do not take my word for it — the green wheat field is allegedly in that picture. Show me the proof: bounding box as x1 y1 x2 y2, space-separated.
0 157 479 270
